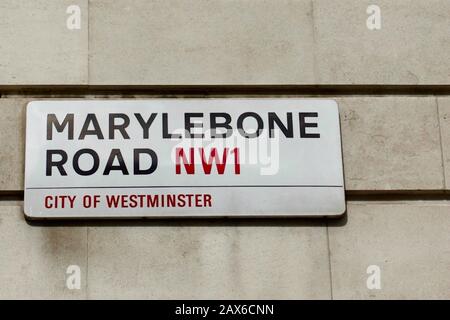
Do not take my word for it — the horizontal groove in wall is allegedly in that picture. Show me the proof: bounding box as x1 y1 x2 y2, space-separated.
1 191 448 227
0 85 450 97
0 191 23 201
2 190 450 202
346 190 450 201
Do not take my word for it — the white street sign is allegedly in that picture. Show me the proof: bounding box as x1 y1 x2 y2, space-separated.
24 99 345 218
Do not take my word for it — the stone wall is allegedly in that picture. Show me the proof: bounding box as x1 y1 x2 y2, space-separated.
0 0 449 299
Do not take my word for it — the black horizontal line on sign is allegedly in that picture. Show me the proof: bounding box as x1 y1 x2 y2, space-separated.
26 185 344 190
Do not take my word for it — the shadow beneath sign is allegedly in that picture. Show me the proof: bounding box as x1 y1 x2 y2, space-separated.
25 214 347 228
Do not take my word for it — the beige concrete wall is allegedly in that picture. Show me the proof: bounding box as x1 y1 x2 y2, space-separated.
0 0 449 299
1 0 448 85
0 96 445 192
1 200 450 299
